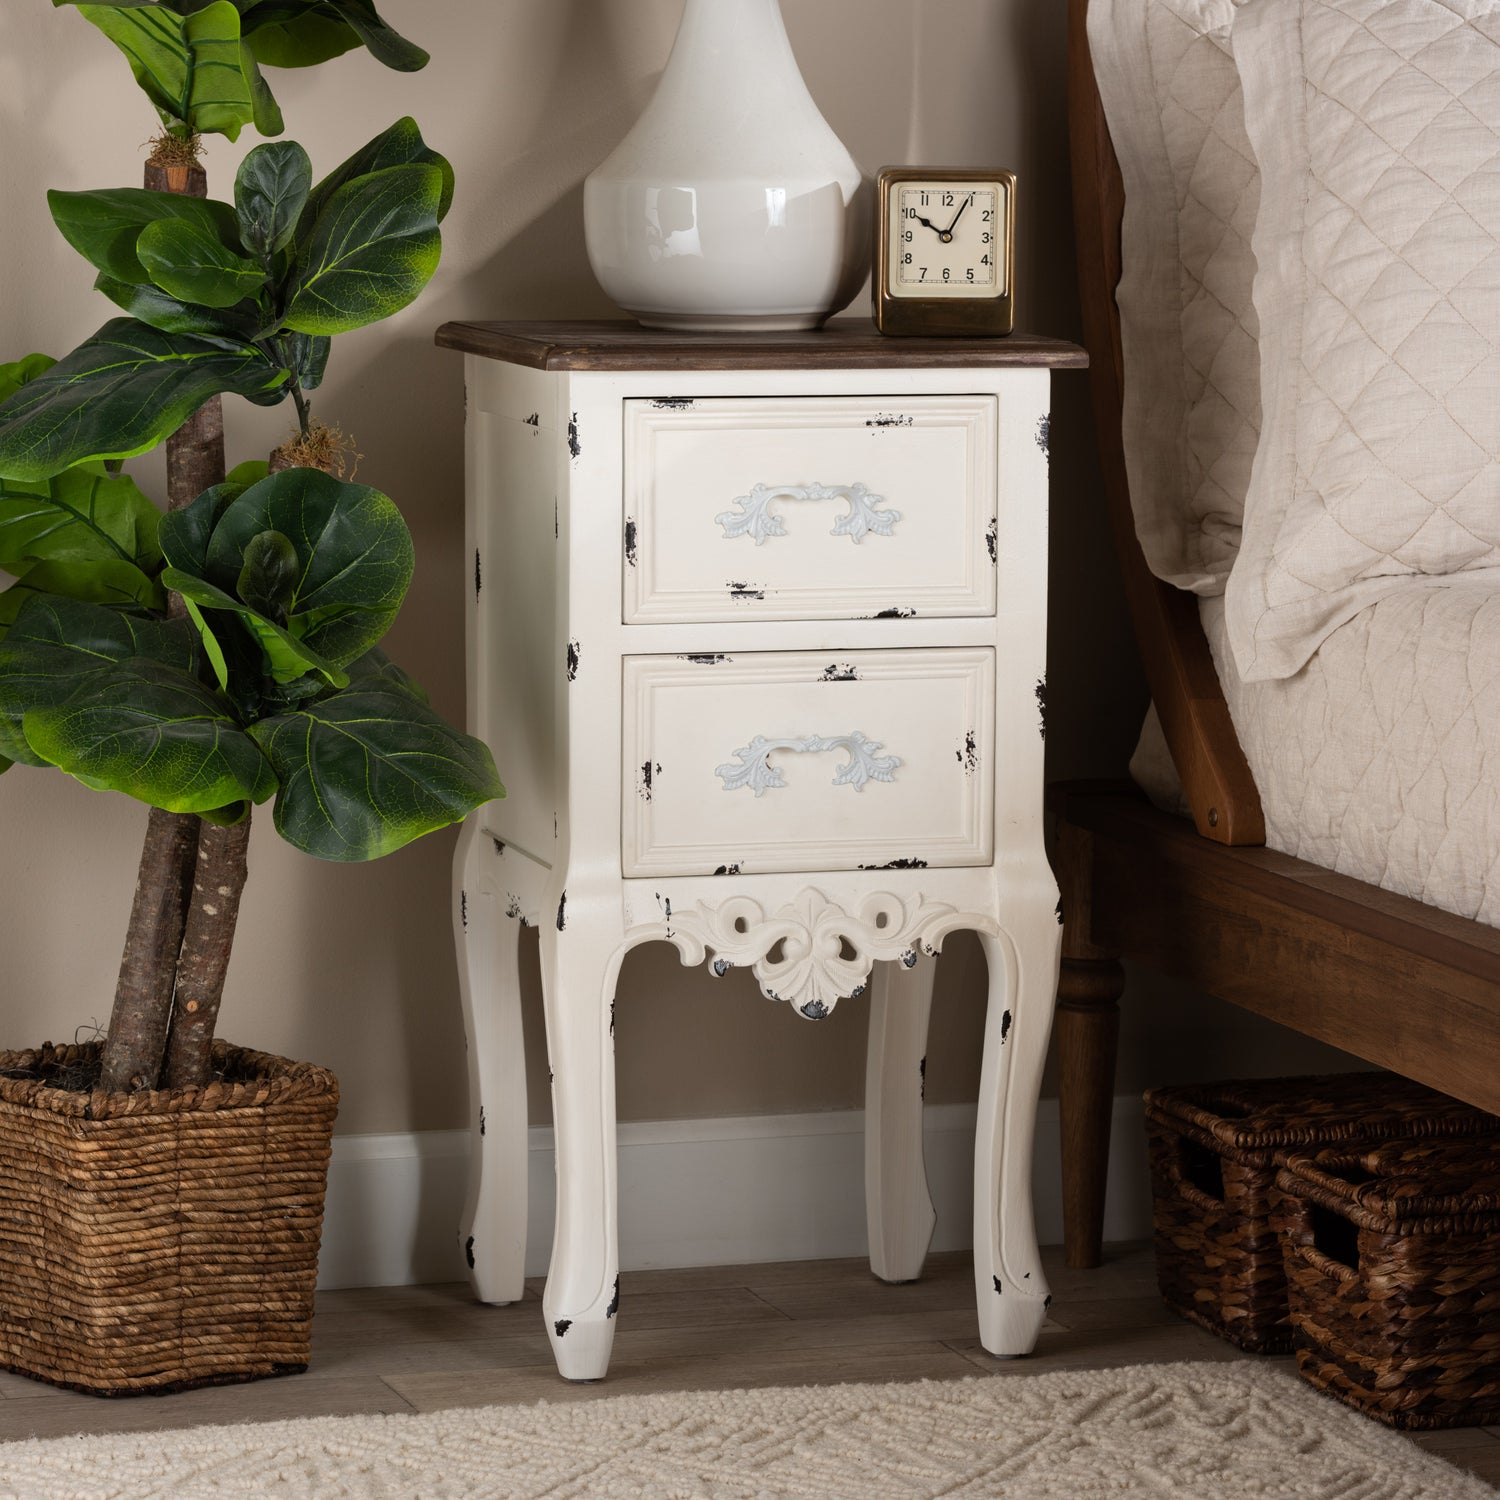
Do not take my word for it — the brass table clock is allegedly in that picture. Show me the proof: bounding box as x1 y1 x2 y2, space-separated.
874 166 1016 336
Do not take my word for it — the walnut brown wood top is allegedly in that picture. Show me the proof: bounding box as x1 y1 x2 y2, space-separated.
435 319 1088 372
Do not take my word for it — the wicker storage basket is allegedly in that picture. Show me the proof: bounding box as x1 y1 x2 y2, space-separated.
0 1040 338 1396
1277 1136 1500 1429
1146 1073 1491 1354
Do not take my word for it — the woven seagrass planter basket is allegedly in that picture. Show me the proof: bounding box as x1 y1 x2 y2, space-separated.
1276 1136 1500 1430
1146 1073 1491 1354
0 1040 338 1397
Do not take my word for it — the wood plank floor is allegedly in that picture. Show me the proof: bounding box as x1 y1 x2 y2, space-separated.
1 1242 1495 1490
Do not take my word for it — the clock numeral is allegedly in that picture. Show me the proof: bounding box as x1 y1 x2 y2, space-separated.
902 230 913 243
942 268 951 282
982 232 993 244
966 268 974 282
982 209 994 222
942 191 955 206
920 192 929 206
981 255 991 266
902 252 912 264
919 267 927 281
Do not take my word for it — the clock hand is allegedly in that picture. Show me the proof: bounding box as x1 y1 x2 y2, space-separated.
939 198 971 241
911 211 942 234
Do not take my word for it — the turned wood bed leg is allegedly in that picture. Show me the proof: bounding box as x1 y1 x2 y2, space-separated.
1053 815 1125 1270
1057 955 1124 1270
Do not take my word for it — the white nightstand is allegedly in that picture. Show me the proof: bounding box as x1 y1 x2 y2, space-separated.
437 319 1087 1381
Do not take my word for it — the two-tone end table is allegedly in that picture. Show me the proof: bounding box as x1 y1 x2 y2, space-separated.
435 319 1087 1380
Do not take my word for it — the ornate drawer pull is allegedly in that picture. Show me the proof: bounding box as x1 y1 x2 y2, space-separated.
716 482 900 546
715 731 901 797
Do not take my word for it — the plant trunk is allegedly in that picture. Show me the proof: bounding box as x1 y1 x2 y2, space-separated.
160 814 252 1090
98 154 224 1094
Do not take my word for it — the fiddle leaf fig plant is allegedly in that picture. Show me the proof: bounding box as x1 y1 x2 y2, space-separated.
55 0 429 142
0 6 492 1095
0 120 449 480
0 468 500 855
0 353 166 633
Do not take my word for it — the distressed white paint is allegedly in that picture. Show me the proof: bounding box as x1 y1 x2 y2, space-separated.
624 395 997 622
622 648 994 877
458 352 1061 1380
865 955 939 1282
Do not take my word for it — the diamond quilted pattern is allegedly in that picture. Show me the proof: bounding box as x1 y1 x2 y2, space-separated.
1205 585 1500 924
1089 0 1261 594
1227 0 1500 679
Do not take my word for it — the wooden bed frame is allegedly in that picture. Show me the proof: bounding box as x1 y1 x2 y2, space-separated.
1056 0 1500 1270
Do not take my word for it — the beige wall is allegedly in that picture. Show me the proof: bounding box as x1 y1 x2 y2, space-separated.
0 0 1350 1138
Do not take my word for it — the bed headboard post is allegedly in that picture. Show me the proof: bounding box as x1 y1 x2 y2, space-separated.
1066 0 1266 847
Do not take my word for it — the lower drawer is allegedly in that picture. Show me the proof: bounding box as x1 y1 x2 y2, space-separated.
621 648 994 877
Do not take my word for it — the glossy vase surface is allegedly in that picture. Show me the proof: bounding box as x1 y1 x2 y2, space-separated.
584 0 869 331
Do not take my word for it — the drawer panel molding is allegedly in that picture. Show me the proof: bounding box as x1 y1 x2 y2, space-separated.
624 395 998 623
622 648 994 877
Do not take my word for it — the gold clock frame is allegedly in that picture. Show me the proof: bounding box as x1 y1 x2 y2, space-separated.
873 166 1017 337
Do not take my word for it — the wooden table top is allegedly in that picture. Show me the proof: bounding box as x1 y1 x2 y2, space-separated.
434 319 1089 373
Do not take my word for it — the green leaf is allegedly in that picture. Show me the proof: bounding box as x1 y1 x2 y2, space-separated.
344 645 428 703
182 595 229 690
0 355 57 406
0 594 199 764
206 467 411 660
284 163 442 335
161 565 348 685
240 42 284 136
23 655 276 813
0 320 287 483
75 1 256 139
236 140 311 259
298 117 453 235
284 330 330 390
0 559 162 629
136 217 267 309
94 274 263 346
236 528 299 619
49 187 243 285
0 466 162 571
250 685 503 860
227 458 271 489
154 475 250 574
242 5 360 69
322 0 427 70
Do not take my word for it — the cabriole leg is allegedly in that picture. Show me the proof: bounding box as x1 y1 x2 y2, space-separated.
864 955 937 1283
539 901 625 1381
974 902 1061 1357
453 818 528 1305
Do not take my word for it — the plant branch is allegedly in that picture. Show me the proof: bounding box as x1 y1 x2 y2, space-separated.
100 808 200 1092
161 813 252 1090
99 155 226 1094
289 375 312 438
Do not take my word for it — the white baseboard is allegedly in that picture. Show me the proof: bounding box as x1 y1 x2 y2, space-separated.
317 1094 1151 1290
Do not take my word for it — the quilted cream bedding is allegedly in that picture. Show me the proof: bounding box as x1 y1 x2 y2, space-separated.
1201 588 1500 923
1092 0 1500 924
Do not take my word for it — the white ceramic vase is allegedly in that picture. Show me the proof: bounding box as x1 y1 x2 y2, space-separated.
583 0 869 332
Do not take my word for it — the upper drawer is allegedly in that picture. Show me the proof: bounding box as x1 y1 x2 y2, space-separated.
623 396 997 624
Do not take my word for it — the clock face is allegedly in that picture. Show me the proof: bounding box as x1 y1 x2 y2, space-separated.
887 180 1008 300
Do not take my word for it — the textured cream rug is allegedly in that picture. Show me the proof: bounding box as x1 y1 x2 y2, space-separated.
0 1361 1488 1500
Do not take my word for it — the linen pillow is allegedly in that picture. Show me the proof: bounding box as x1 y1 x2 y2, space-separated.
1088 0 1261 595
1226 0 1500 681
